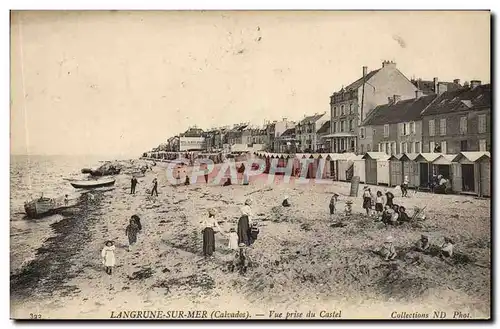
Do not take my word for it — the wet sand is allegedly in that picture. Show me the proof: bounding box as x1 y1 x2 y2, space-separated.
10 161 491 319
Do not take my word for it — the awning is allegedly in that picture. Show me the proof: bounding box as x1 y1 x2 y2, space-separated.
322 133 357 138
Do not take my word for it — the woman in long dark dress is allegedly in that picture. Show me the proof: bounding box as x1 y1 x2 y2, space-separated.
238 199 253 246
201 209 223 258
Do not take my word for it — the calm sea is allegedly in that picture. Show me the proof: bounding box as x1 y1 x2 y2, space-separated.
10 154 107 274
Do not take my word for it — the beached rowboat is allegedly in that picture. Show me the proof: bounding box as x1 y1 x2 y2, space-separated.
70 177 116 189
24 197 57 218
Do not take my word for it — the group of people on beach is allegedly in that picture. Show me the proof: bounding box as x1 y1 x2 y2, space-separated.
376 234 455 262
200 198 260 274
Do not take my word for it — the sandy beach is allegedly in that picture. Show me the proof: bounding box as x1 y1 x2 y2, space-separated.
10 159 491 319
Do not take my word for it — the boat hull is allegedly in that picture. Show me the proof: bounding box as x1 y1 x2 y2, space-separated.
70 179 115 189
24 198 57 219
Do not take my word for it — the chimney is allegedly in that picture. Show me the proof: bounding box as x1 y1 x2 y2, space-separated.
437 82 448 95
382 60 396 68
470 80 481 89
433 77 438 93
453 79 461 86
415 90 424 99
393 95 401 104
282 117 287 122
362 66 368 77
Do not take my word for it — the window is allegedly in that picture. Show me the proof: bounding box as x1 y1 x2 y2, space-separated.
349 103 353 114
430 141 435 153
383 124 389 137
415 142 420 153
409 142 414 153
360 144 364 153
441 141 447 154
401 123 410 136
385 143 390 155
460 116 467 134
479 139 487 151
478 114 486 133
332 122 337 133
391 142 396 155
410 122 415 134
349 120 354 131
341 105 345 115
333 107 337 117
460 140 468 151
399 142 403 154
360 127 365 139
440 118 447 136
367 144 372 152
429 120 435 136
340 121 345 132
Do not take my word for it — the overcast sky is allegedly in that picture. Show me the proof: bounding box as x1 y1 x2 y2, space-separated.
10 11 490 157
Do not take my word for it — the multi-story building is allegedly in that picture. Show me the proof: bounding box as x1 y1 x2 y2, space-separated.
275 127 297 153
325 61 418 153
421 81 491 154
316 121 331 152
296 112 328 152
359 90 437 155
225 123 248 145
265 118 295 152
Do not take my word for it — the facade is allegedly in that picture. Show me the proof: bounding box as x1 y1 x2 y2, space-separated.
225 123 248 145
275 127 297 153
421 82 491 154
316 121 331 153
265 119 295 152
326 61 418 153
178 136 205 151
296 112 328 152
360 91 437 155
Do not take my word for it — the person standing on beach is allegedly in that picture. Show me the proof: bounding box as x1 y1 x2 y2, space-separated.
362 186 372 216
201 208 223 258
131 215 142 231
203 164 210 184
151 178 158 197
238 199 253 246
131 176 138 194
329 194 338 219
125 218 140 252
101 240 116 275
401 176 409 197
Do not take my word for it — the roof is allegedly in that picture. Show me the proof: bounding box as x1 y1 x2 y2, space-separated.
280 127 295 137
421 84 491 116
362 152 390 160
341 69 381 92
317 121 331 134
181 127 204 137
388 154 403 160
299 113 326 124
400 153 419 161
411 79 462 95
415 153 441 162
362 94 437 126
432 154 458 165
452 152 491 162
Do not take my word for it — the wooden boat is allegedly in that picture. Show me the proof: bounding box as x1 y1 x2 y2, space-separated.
70 177 116 189
24 197 57 219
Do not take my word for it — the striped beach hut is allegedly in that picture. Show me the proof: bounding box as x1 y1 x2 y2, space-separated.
451 152 491 197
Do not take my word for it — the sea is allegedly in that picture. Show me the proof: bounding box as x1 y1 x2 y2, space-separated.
10 154 111 275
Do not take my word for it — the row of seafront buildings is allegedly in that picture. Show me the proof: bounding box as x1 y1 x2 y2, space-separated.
151 60 491 156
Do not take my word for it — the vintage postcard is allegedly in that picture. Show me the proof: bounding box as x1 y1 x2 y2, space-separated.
10 10 491 320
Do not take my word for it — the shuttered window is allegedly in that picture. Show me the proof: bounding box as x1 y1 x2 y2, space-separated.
429 120 435 136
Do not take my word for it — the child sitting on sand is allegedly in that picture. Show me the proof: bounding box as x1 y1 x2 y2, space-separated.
378 236 397 261
282 195 291 207
101 240 116 275
440 237 454 258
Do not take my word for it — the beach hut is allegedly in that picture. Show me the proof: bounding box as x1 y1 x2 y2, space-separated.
431 154 457 180
451 152 491 197
388 154 403 187
362 152 390 185
414 153 441 188
399 153 419 189
352 155 366 183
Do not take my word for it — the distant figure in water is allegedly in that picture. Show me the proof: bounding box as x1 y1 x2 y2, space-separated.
238 199 253 246
282 195 291 207
131 176 138 194
201 208 223 258
223 178 232 186
101 240 116 275
151 178 158 196
125 218 140 252
131 214 142 231
64 194 69 206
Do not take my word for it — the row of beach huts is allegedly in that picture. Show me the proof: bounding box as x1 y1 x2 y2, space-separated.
253 151 491 198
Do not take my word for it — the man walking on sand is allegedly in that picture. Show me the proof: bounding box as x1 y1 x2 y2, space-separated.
125 218 140 252
151 178 158 197
131 176 138 194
